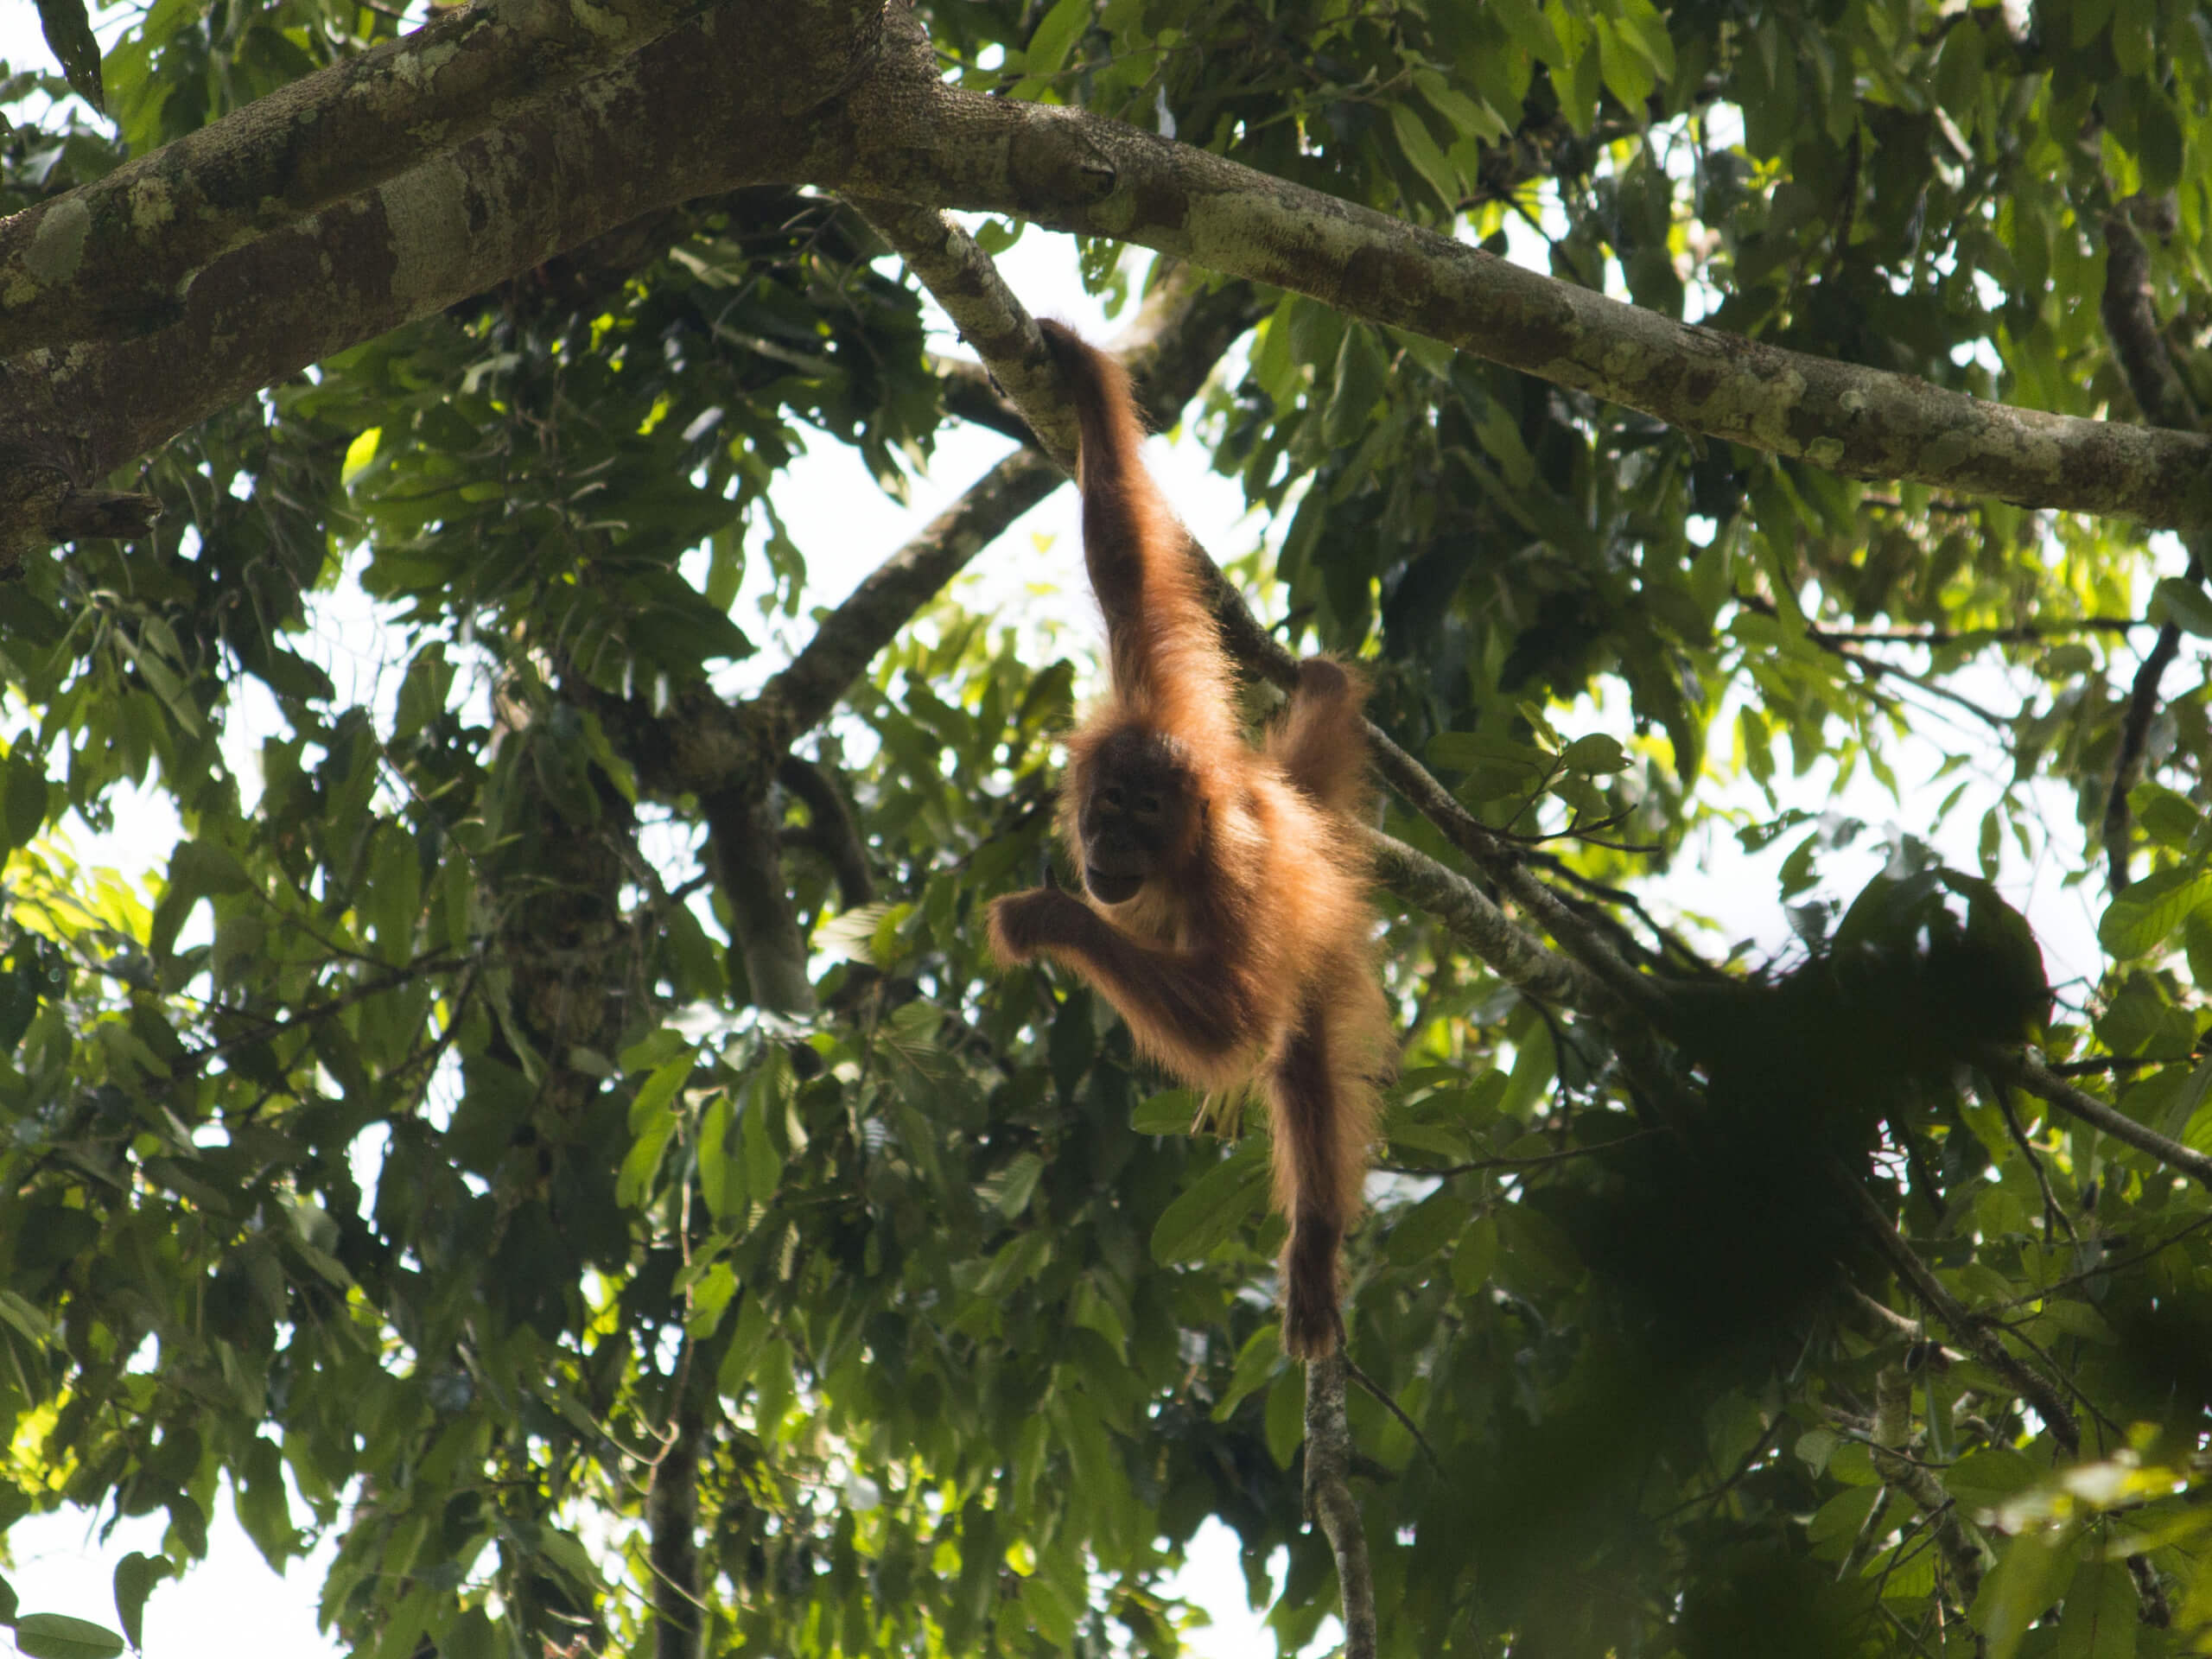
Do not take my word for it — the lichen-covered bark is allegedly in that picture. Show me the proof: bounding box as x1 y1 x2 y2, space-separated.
3 0 2206 548
839 83 2212 527
2 5 827 490
0 0 728 359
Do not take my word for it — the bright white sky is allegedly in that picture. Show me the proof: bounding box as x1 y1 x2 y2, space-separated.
0 6 2144 1656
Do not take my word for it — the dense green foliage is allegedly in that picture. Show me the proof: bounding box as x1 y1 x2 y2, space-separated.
3 0 2212 1656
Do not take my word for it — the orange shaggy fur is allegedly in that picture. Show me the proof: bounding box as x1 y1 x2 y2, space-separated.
987 321 1390 1358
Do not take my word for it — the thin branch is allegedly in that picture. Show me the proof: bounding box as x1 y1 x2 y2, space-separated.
1363 826 1605 1013
1302 1352 1378 1659
1800 617 2146 645
1343 1357 1441 1474
1990 1049 2212 1194
777 754 875 909
1871 1363 1989 1613
1387 1128 1660 1177
1987 1081 2077 1242
2096 207 2208 896
1734 593 2011 728
764 446 1063 734
1831 1163 2081 1456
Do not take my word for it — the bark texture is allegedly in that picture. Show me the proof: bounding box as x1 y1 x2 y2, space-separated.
3 0 2207 547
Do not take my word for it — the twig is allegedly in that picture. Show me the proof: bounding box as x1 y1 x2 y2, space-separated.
1734 591 2011 728
1988 1080 2077 1241
1387 1128 1661 1177
1343 1357 1442 1474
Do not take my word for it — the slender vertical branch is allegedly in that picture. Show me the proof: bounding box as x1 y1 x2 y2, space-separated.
1302 1352 1378 1659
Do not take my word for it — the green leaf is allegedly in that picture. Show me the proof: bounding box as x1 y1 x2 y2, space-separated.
697 1090 736 1219
1593 17 1655 109
1488 0 1563 63
1023 0 1090 79
1324 325 1390 449
1388 101 1461 213
1943 1446 2041 1511
2 747 48 853
34 0 103 110
111 1553 167 1650
2097 863 2212 958
1150 1149 1270 1263
2052 1560 2136 1659
2134 86 2182 195
627 1050 698 1132
1385 1187 1468 1267
2148 576 2212 636
1211 1325 1285 1421
1131 1088 1200 1135
2109 0 2154 74
1560 733 1629 772
1971 1528 2080 1659
13 1613 127 1659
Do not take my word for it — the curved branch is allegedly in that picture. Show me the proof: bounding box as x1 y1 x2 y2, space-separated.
849 199 1079 461
837 73 2212 527
763 447 1064 734
777 754 875 908
14 0 2209 534
763 251 1261 732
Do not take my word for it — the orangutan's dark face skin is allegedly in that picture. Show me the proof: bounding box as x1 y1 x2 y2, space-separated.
1077 727 1196 904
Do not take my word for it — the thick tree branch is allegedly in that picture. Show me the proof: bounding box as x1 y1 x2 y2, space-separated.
0 0 757 360
0 6 825 521
10 0 2210 555
703 787 817 1014
835 67 2212 527
10 0 2209 550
